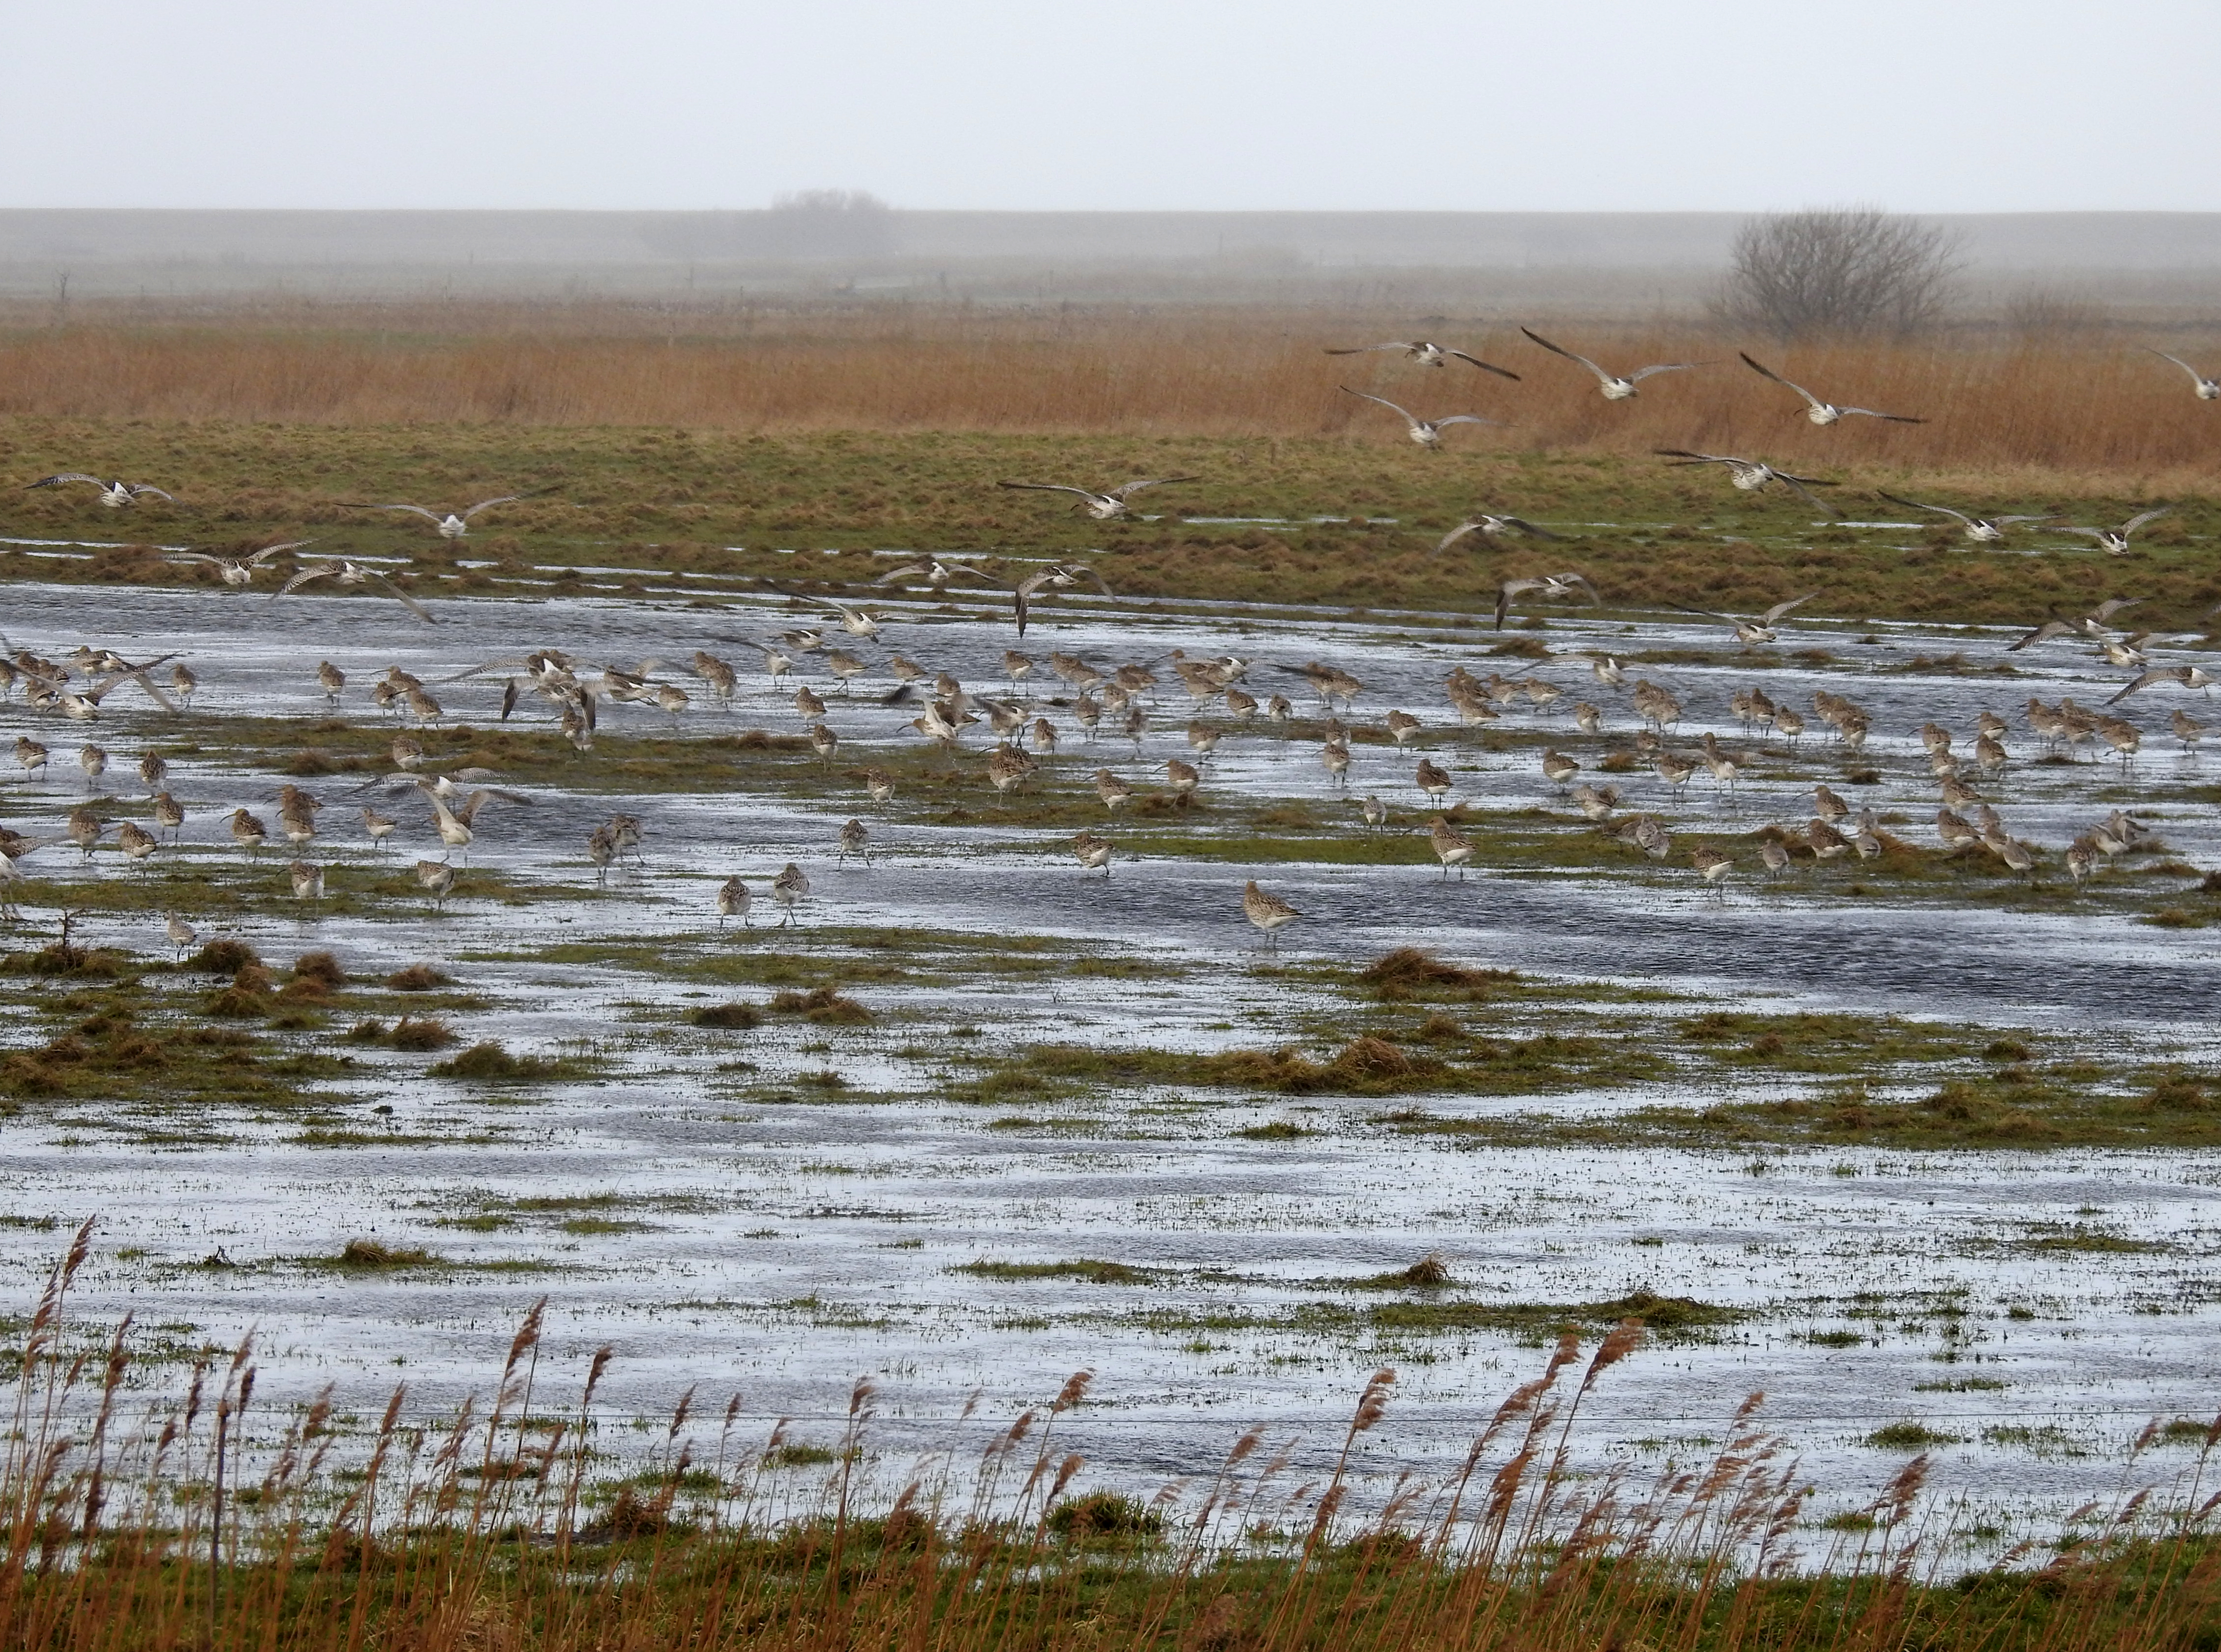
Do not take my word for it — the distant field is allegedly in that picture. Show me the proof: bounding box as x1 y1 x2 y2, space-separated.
1 301 2219 484
0 413 2216 630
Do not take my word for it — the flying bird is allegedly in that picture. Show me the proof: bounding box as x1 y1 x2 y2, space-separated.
1339 387 1499 449
2106 665 2215 704
1669 593 1819 646
2054 508 2171 556
876 556 999 589
272 560 437 623
27 474 175 507
1654 450 1841 514
2147 349 2221 401
1012 563 1114 636
1324 341 1520 378
343 492 549 538
1495 572 1600 629
1738 353 1924 424
164 539 317 588
1432 515 1562 553
1520 328 1707 399
1877 492 2057 544
996 477 1193 520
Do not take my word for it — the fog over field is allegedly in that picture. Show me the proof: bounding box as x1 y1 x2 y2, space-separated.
7 209 2220 316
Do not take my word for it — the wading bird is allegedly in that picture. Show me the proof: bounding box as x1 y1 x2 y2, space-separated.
1496 572 1600 629
345 493 548 538
2055 508 2171 556
1338 387 1498 449
1432 514 1561 553
1669 593 1819 647
996 477 1193 519
1520 328 1706 399
1654 451 1841 515
272 560 437 623
1324 340 1520 377
1878 492 2056 544
1012 563 1113 637
1738 353 1923 424
164 540 315 588
26 474 174 507
1242 881 1302 953
2147 348 2221 400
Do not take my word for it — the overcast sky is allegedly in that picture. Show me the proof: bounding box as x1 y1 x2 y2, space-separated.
11 0 2218 213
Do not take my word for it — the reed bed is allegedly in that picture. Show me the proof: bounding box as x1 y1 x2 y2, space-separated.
1 301 2217 489
5 1223 2217 1651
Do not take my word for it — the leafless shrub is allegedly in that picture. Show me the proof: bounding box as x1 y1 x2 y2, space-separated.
1715 207 1961 339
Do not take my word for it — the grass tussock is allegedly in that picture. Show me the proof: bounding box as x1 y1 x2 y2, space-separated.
3 1230 2218 1652
1360 949 1519 1001
334 1237 442 1270
385 963 453 992
428 1040 563 1081
387 1014 456 1052
693 1001 765 1029
769 986 875 1024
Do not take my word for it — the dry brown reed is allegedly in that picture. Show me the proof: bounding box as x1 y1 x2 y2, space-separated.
1 300 2217 487
2 1222 2217 1651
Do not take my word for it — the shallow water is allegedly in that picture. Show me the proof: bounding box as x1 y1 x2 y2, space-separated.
0 576 2215 1527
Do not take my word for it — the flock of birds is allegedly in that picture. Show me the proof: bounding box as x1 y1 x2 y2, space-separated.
6 329 2217 954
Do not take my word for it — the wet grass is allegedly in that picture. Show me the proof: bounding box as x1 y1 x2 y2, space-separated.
8 418 2221 630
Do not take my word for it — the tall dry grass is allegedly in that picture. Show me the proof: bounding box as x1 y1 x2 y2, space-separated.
0 300 2217 488
4 1221 2220 1651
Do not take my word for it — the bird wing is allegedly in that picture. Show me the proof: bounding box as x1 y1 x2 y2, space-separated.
1431 523 1483 556
1339 386 1420 427
1432 415 1499 429
1667 600 1739 626
1520 328 1613 383
93 669 179 714
164 553 226 568
2086 597 2147 622
1627 362 1703 382
1993 513 2059 526
1653 448 1739 465
272 566 336 600
245 538 317 567
875 561 932 583
363 504 443 521
1074 566 1114 596
2053 527 2108 543
997 481 1094 499
25 473 104 489
1739 352 1824 410
1104 476 1195 499
126 484 176 501
2107 670 2171 704
2148 348 2210 384
2007 620 2072 651
2120 508 2172 535
1504 517 1561 541
365 570 438 623
1877 491 1970 525
1776 474 1844 516
1759 593 1820 626
460 495 524 518
1445 350 1520 380
1837 406 1925 423
1559 574 1602 605
1323 343 1415 355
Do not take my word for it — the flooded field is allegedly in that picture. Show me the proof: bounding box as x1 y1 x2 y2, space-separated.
1 569 2216 1534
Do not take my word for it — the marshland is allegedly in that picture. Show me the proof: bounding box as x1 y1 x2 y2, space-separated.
1 281 2220 1649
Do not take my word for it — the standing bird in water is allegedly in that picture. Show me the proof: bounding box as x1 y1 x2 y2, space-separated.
772 863 810 926
1242 881 1303 954
717 877 752 928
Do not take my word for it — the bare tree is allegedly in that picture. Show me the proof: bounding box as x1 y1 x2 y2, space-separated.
1714 207 1961 339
